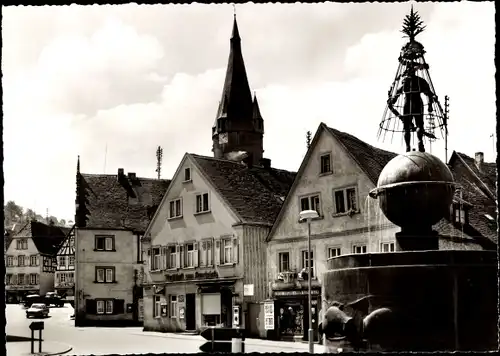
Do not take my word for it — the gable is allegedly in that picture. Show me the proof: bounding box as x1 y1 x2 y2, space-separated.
267 125 392 242
6 236 40 256
145 154 240 244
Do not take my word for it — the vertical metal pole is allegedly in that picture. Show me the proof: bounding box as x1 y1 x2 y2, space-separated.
211 326 215 352
31 330 34 354
307 220 314 353
39 330 42 353
444 95 449 163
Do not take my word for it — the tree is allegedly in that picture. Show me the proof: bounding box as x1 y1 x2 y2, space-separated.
4 201 23 227
59 219 67 227
49 216 59 225
25 209 36 221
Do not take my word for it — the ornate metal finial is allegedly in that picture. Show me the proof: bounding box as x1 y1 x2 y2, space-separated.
401 5 426 42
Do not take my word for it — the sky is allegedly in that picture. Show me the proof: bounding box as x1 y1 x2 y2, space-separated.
2 1 496 222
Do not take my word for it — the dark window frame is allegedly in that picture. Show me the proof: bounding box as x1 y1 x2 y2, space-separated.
94 235 116 252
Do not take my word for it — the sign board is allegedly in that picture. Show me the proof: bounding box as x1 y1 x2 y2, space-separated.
160 303 168 317
29 321 44 331
138 298 144 321
264 302 275 330
199 327 243 353
233 306 240 327
243 284 254 296
273 289 321 297
179 307 185 319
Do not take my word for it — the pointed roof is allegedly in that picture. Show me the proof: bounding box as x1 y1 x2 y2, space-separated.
190 154 296 225
252 93 263 120
77 172 170 232
13 220 68 255
215 16 253 124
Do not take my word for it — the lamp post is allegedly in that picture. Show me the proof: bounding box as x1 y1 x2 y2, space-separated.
299 209 319 353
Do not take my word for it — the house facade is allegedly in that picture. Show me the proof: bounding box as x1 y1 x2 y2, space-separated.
141 153 294 335
55 225 76 303
265 123 491 341
74 158 170 327
5 220 67 303
141 16 295 336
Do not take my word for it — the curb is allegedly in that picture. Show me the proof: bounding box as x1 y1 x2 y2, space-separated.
6 341 73 356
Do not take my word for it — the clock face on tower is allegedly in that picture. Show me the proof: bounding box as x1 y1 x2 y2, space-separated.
219 133 228 144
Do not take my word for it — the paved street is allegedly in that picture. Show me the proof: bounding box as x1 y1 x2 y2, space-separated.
7 304 323 354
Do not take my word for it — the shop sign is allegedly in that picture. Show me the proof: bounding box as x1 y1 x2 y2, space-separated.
273 289 320 297
178 295 185 303
264 302 274 330
243 284 254 296
179 307 185 319
6 285 37 291
165 271 219 283
138 299 144 321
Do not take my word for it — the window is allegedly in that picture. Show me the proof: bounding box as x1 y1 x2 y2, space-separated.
168 246 177 269
328 247 342 258
333 187 358 214
152 247 161 271
300 195 321 216
30 255 38 266
352 245 367 254
95 235 115 251
11 275 18 285
7 256 13 267
169 199 183 219
380 242 395 252
18 273 25 285
96 267 115 283
186 243 195 268
30 274 38 285
222 238 232 264
454 207 466 224
16 240 22 249
58 256 67 268
6 274 12 285
196 193 210 213
320 153 332 174
16 239 28 250
69 256 75 266
184 168 191 182
105 300 113 314
97 300 105 314
23 240 28 249
278 252 290 272
200 240 213 267
301 250 315 278
170 295 178 318
60 273 66 283
153 295 161 318
18 255 25 267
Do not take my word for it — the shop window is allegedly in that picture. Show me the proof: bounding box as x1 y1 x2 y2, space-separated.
153 295 161 318
352 244 367 254
170 295 178 318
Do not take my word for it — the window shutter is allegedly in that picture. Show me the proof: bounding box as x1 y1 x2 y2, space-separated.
214 239 220 266
180 245 185 268
193 242 199 267
13 256 18 267
176 245 181 269
232 236 239 264
161 247 167 270
86 299 97 315
114 299 125 314
36 255 40 266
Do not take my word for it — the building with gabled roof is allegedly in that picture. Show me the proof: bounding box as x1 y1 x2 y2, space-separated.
141 152 294 335
55 225 76 303
74 156 170 326
141 15 295 337
5 220 68 303
265 122 492 342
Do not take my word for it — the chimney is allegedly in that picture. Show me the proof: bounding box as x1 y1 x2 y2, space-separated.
242 153 254 168
128 172 136 180
474 152 484 171
260 158 271 169
117 168 125 180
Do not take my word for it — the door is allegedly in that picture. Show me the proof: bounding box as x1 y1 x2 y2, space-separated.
185 293 196 330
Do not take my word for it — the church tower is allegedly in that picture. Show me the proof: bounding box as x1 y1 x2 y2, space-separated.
212 15 264 166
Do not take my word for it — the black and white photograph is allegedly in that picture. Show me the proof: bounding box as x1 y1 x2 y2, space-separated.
3 1 497 355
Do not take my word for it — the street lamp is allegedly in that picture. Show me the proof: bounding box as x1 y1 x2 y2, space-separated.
299 209 319 353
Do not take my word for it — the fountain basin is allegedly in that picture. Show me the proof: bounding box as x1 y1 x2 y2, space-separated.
322 250 497 351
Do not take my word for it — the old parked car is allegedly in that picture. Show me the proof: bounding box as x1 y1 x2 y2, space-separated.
24 294 43 308
44 292 64 307
26 303 50 319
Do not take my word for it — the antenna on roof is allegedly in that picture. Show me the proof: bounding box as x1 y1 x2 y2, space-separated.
306 131 312 149
233 3 236 17
444 95 449 163
103 143 108 174
156 146 163 179
46 208 49 224
490 133 495 160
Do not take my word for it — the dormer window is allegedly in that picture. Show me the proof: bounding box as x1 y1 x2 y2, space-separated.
320 153 332 174
453 205 467 224
184 168 191 182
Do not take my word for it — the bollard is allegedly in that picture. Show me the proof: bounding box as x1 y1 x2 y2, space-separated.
231 328 243 353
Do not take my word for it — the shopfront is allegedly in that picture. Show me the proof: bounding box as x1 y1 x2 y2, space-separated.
272 287 321 342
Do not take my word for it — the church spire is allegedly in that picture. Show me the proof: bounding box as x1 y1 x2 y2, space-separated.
212 15 264 166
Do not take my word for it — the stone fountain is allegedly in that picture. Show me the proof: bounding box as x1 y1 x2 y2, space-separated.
319 151 497 352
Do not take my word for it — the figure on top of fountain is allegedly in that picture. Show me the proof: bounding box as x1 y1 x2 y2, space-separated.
389 65 434 153
378 6 447 154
